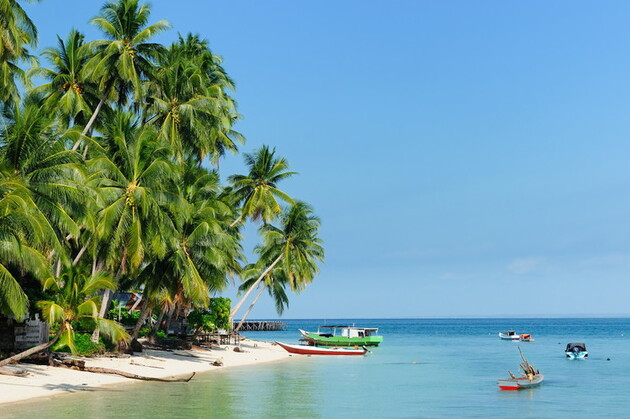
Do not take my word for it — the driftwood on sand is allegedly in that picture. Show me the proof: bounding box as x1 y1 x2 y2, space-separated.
0 367 29 377
51 358 195 382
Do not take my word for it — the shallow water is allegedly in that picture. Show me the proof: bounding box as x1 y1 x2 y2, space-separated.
5 318 630 418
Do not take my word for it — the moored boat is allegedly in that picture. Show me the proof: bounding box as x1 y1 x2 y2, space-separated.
299 325 383 346
275 341 368 355
519 334 535 342
498 331 520 340
498 349 543 390
565 342 588 359
498 374 544 390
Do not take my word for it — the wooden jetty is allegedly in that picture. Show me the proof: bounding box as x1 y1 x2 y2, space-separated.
237 321 286 331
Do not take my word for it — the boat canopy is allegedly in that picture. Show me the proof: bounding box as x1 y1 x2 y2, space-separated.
565 343 587 352
318 326 379 332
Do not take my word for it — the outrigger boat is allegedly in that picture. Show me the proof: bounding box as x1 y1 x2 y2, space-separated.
565 342 588 359
299 325 383 346
498 331 520 340
275 341 368 356
498 349 544 390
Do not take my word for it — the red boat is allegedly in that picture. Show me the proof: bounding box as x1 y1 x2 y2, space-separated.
275 341 367 355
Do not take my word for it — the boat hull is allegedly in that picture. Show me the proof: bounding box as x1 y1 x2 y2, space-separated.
300 330 383 346
565 351 588 359
498 374 544 390
276 341 367 355
498 333 520 341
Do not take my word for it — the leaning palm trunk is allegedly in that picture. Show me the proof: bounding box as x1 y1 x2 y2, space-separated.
230 254 283 325
71 96 105 151
234 284 266 332
149 307 167 341
90 263 111 344
0 328 64 367
131 304 152 340
229 215 243 228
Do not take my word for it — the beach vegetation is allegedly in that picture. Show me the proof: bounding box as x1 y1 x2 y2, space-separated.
0 0 323 366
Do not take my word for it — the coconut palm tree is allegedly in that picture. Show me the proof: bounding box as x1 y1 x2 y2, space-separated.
72 0 170 150
0 265 128 367
143 34 244 165
89 111 177 274
30 29 99 130
0 100 86 241
129 164 243 339
230 201 323 325
0 173 55 319
86 110 178 340
228 145 296 227
0 0 39 104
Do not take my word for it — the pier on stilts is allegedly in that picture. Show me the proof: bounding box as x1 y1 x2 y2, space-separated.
236 321 287 331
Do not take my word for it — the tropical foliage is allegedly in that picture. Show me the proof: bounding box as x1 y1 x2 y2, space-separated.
0 0 323 364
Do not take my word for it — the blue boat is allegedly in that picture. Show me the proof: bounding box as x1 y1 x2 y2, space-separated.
565 342 588 359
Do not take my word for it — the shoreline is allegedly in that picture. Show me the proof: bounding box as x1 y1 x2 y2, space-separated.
0 338 292 406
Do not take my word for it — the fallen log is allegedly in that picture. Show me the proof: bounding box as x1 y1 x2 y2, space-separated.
0 367 29 377
51 359 195 382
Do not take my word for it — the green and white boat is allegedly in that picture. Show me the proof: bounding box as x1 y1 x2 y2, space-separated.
299 325 383 347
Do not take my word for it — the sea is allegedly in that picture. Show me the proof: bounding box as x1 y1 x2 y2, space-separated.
4 318 630 418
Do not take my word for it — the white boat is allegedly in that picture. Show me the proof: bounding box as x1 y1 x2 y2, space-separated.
565 342 588 359
498 349 543 390
498 374 544 390
498 331 520 340
275 341 368 356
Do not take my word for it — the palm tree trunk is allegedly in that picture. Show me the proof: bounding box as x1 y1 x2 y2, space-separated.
229 215 243 228
72 240 90 266
230 254 283 323
90 260 108 343
131 303 152 340
149 307 167 341
0 327 64 367
72 96 105 151
164 304 176 333
234 283 266 332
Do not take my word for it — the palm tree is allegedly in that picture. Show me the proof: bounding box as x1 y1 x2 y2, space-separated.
143 34 244 165
89 111 177 274
30 29 98 130
72 0 170 150
129 165 243 339
0 174 54 319
0 0 39 104
0 265 128 367
0 100 86 241
231 201 324 325
228 145 296 227
86 111 177 340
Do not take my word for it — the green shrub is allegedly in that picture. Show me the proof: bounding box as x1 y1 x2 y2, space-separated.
54 333 105 356
188 297 231 332
107 300 142 326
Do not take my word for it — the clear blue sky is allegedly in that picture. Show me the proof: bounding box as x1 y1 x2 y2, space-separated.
24 1 630 318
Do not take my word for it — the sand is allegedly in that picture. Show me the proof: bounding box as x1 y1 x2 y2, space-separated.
0 338 291 405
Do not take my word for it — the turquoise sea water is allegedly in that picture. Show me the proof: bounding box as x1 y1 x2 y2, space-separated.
5 318 630 418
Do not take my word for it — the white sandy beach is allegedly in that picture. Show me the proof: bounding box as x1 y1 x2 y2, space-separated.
0 338 292 405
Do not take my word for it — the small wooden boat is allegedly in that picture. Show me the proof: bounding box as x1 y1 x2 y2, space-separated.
275 341 368 356
498 331 520 340
498 374 544 390
498 349 543 390
519 334 535 342
565 342 588 359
